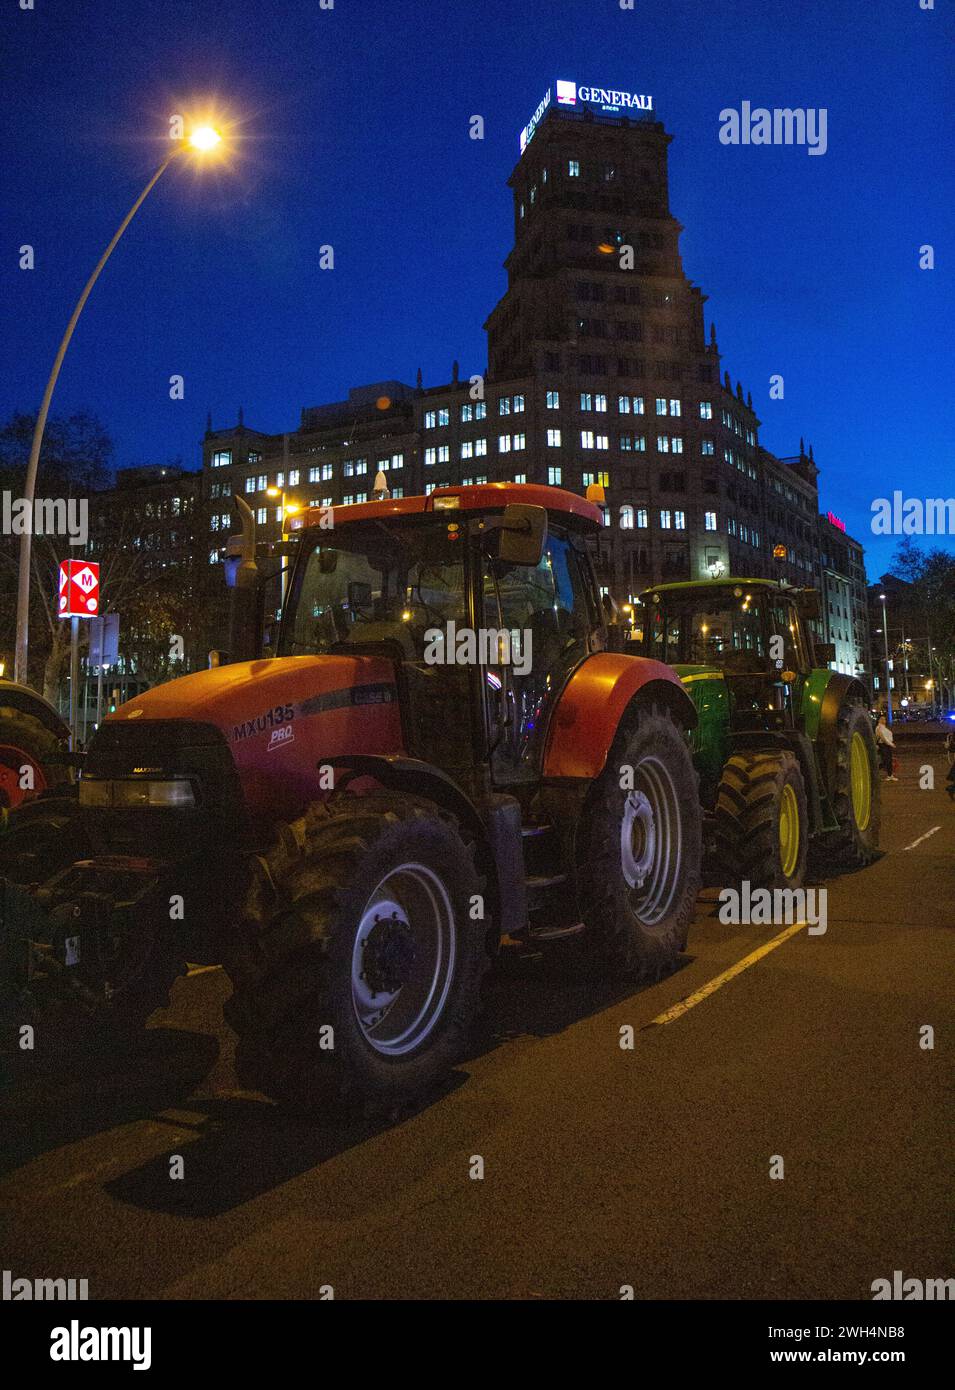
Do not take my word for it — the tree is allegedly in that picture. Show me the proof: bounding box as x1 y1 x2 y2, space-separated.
890 539 955 705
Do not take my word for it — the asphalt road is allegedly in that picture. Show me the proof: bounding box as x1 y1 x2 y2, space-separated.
2 740 953 1301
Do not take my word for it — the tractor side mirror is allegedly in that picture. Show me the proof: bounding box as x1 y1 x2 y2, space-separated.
498 504 547 567
814 641 836 665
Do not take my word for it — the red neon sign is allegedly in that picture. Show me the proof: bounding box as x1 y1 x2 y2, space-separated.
826 511 846 533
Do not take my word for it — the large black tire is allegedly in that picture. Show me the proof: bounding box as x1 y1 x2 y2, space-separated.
825 700 881 867
715 749 808 891
0 795 86 886
223 792 488 1112
577 704 702 979
0 705 70 817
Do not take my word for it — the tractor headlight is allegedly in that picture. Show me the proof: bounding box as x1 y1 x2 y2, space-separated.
79 777 196 809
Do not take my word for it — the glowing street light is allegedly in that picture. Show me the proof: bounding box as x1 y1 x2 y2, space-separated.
14 121 226 686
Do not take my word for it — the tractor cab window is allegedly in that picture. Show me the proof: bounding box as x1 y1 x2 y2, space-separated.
482 531 591 778
646 587 770 673
769 600 809 674
284 518 466 660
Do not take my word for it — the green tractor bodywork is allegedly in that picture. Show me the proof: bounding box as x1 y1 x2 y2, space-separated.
637 578 880 888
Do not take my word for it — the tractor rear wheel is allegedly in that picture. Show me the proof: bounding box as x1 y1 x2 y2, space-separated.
577 704 702 979
715 750 808 890
224 792 488 1113
0 706 69 818
825 701 880 867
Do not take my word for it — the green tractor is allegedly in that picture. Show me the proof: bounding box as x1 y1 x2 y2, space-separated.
637 578 880 889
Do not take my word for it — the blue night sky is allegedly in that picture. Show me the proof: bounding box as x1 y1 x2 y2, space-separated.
2 0 952 578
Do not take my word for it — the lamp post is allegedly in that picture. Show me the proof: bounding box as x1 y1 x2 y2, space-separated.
13 126 224 687
879 592 893 724
266 488 300 610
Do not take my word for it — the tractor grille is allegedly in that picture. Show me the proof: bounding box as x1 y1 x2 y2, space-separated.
82 720 248 860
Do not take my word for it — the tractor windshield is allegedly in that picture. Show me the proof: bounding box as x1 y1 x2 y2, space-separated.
281 517 466 660
645 586 770 670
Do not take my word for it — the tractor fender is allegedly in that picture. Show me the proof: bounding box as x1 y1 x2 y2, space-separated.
0 680 71 746
542 653 697 781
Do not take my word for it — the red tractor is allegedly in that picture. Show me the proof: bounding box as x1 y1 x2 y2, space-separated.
1 485 701 1109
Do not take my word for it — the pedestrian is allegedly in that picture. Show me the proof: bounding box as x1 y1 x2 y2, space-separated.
875 714 897 782
945 727 955 770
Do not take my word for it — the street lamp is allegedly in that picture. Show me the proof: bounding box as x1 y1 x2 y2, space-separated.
13 123 225 687
879 592 893 724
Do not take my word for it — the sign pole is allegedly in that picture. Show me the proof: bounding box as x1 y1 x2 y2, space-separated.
69 615 80 751
96 663 104 727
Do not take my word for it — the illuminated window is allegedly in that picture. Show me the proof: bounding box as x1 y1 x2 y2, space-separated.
461 403 474 422
256 507 267 525
424 411 437 429
499 397 511 416
674 511 686 530
475 438 487 456
438 445 449 463
581 430 595 449
512 433 526 451
461 441 474 459
288 469 300 486
513 473 526 483
212 450 232 468
257 474 267 491
244 476 256 494
671 437 684 454
669 399 682 417
655 398 668 416
548 466 562 485
701 439 715 456
425 448 437 466
660 509 671 528
594 393 607 412
657 436 670 453
249 451 262 465
705 511 717 531
700 401 713 420
580 392 593 411
499 435 512 453
546 389 560 409
438 408 450 426
620 504 634 529
583 470 610 487
475 401 487 420
636 508 648 528
595 435 608 451
546 428 561 447
513 394 525 413
568 159 580 177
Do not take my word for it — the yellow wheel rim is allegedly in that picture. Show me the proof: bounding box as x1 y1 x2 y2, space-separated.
850 730 872 831
778 782 800 881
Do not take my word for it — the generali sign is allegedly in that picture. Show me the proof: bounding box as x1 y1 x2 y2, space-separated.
520 79 654 149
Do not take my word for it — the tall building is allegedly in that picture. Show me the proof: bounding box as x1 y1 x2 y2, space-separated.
103 85 871 677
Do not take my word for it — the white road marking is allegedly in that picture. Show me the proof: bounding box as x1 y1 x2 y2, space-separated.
902 826 941 851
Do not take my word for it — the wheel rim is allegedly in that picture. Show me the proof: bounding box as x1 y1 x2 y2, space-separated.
619 756 682 926
778 782 800 880
0 745 47 811
351 862 456 1057
850 730 872 831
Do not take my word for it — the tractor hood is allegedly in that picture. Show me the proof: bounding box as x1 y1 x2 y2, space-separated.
107 654 403 819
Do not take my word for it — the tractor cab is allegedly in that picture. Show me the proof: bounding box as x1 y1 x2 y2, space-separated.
639 579 827 738
232 484 610 806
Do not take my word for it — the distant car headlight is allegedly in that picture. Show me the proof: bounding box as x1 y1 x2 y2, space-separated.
79 777 196 808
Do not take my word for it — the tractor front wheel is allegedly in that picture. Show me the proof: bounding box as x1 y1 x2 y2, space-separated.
224 793 488 1113
577 704 702 980
0 705 70 818
715 749 808 890
825 701 881 868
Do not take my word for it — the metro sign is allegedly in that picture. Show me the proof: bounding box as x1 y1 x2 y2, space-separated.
59 559 100 618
